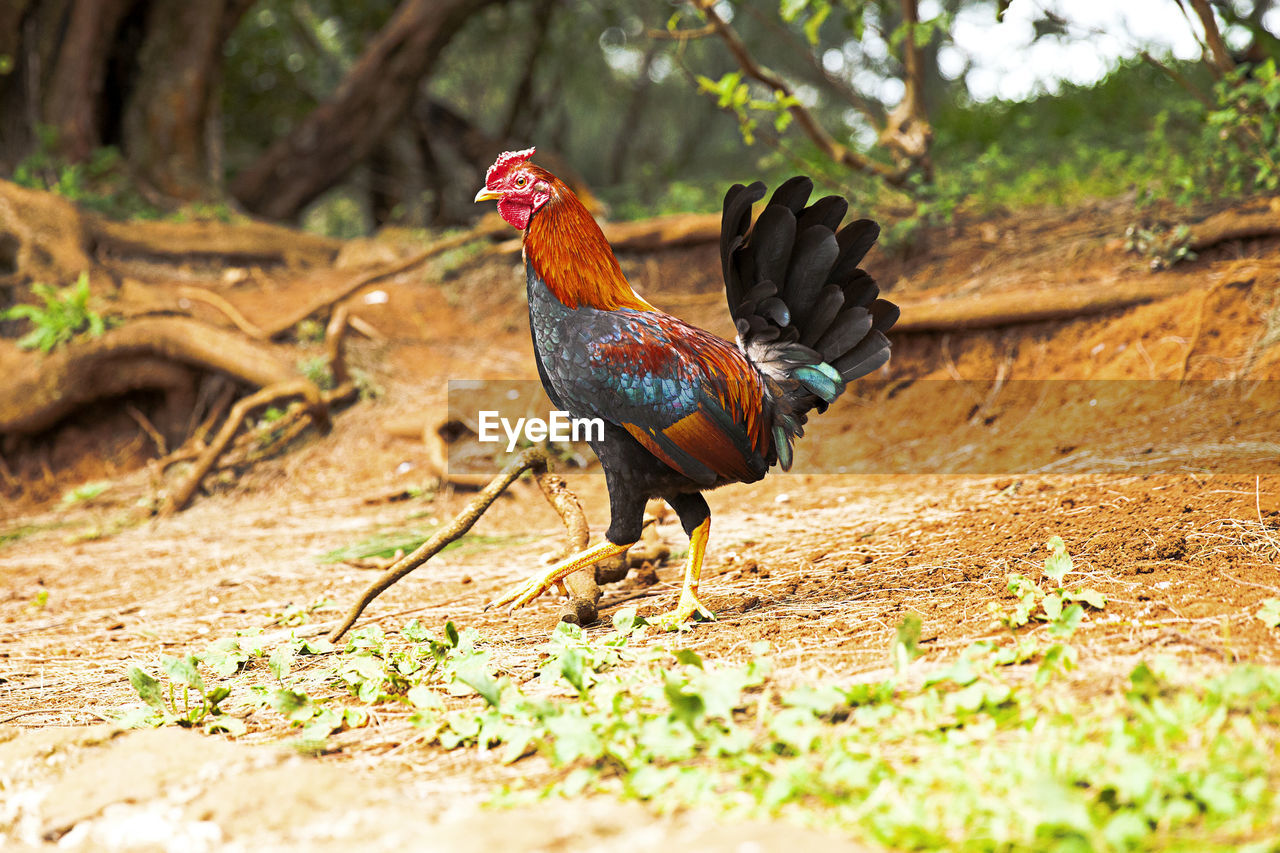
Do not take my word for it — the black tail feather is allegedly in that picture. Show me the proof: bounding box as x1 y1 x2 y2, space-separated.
748 204 796 295
782 226 838 329
797 195 848 233
720 181 766 309
719 176 897 468
830 219 880 287
767 176 813 215
798 285 845 348
815 306 873 363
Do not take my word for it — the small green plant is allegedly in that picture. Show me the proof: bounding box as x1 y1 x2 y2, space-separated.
268 597 335 627
12 129 162 220
112 602 1280 847
1258 598 1280 629
57 480 110 509
2 272 113 352
993 536 1106 636
1124 222 1197 270
315 531 529 565
297 356 336 390
125 655 242 735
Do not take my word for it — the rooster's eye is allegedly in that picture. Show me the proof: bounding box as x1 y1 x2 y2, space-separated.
515 176 527 188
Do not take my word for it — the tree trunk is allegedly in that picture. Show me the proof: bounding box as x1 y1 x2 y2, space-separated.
0 0 69 171
121 0 254 201
43 0 137 162
230 0 502 221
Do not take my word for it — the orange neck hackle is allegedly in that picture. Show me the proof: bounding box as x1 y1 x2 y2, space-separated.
523 172 654 313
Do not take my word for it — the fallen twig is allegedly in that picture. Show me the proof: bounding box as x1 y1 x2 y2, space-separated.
330 448 602 641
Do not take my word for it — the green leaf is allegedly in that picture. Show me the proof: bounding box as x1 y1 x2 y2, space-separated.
162 655 205 693
269 645 294 680
402 619 430 642
780 0 808 23
612 607 640 636
454 661 504 708
202 638 248 678
545 712 604 764
673 648 704 669
802 2 830 44
1257 598 1280 628
1068 587 1107 609
445 621 460 648
127 665 165 710
782 683 848 715
769 707 823 752
1127 661 1162 702
892 614 923 667
268 688 314 722
1048 602 1084 638
407 684 440 709
558 647 587 695
301 706 344 741
1043 536 1073 585
205 716 246 737
664 673 706 729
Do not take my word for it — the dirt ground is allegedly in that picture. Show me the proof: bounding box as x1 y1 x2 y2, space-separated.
1 196 1279 849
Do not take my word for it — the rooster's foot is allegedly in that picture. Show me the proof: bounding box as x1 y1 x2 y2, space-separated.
486 539 629 613
650 592 716 631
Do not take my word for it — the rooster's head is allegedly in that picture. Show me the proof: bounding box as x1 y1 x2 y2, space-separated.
474 147 552 230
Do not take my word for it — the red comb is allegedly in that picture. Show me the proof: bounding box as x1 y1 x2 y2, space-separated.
486 147 536 185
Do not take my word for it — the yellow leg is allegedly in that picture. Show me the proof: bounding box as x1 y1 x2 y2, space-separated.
487 539 629 612
652 517 716 630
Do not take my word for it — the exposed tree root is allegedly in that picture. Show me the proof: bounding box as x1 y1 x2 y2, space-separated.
330 448 609 641
159 379 323 516
0 317 296 434
159 307 358 516
893 279 1201 333
0 179 342 293
89 217 342 268
1189 198 1280 252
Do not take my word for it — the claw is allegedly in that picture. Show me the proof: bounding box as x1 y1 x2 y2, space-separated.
485 539 629 614
650 592 716 631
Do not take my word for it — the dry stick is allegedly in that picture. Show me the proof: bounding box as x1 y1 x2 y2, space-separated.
125 404 168 456
1256 475 1280 557
329 448 599 641
535 468 598 625
326 305 352 387
177 286 269 339
160 306 362 514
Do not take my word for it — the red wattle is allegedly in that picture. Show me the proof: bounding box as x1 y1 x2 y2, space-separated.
498 198 532 230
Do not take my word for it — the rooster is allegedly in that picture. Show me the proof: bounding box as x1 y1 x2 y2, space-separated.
475 148 897 627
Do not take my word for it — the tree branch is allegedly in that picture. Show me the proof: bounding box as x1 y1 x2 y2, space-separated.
691 0 912 186
1186 0 1236 77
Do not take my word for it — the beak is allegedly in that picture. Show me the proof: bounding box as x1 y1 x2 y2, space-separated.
474 187 501 203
